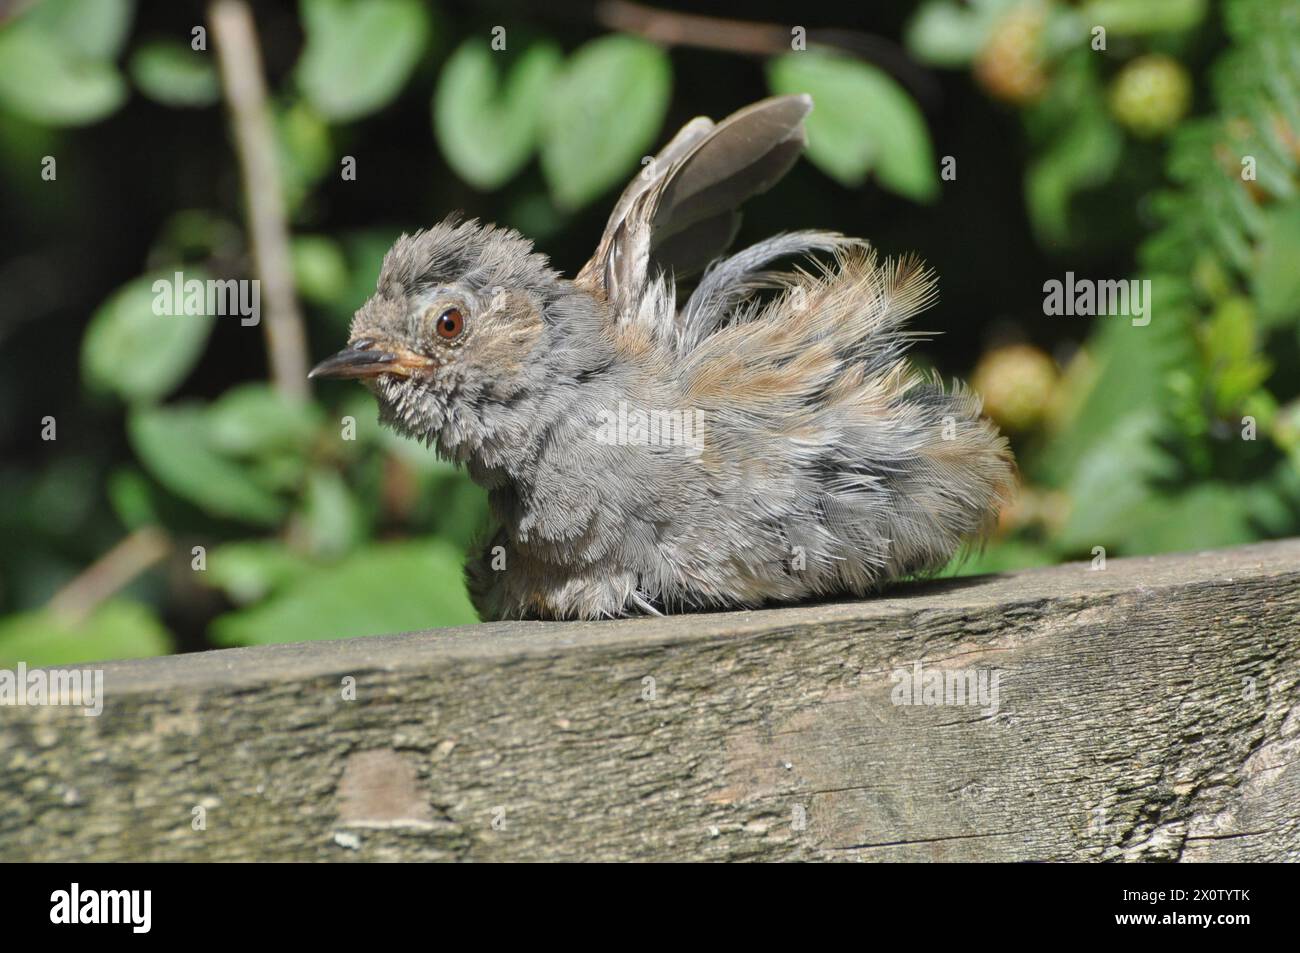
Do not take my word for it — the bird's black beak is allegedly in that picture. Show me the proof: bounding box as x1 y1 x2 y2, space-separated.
308 339 429 380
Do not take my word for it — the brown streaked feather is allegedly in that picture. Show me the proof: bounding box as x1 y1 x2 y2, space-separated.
578 95 814 320
649 209 740 282
650 95 811 241
574 116 714 297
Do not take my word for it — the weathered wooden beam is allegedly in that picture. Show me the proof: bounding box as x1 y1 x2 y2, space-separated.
2 539 1298 861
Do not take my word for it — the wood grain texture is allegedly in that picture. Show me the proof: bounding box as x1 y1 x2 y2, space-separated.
2 540 1297 861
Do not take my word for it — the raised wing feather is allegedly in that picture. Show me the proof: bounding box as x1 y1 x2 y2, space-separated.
576 95 813 331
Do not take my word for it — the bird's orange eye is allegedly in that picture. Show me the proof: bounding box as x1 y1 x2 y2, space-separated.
435 307 464 340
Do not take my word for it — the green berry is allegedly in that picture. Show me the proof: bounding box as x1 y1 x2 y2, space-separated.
1109 55 1192 139
972 344 1058 432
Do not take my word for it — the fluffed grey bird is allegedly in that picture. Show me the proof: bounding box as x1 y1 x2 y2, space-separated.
310 95 1015 621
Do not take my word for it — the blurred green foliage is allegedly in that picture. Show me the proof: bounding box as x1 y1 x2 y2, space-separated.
911 0 1300 572
2 0 1297 665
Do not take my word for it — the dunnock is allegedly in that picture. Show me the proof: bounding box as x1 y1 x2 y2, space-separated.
311 95 1015 620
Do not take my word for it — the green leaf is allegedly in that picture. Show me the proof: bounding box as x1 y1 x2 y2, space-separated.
0 19 126 126
128 404 288 526
1056 408 1177 551
1110 483 1258 554
505 190 568 241
298 468 365 558
940 538 1058 577
1252 205 1300 328
1204 296 1270 413
1204 297 1257 365
276 100 333 211
426 472 489 549
22 0 135 60
905 0 1011 67
107 467 161 530
211 540 479 646
540 35 671 210
205 540 313 605
81 271 215 403
768 51 939 202
129 39 219 108
1081 0 1208 35
0 600 172 669
106 466 236 535
292 235 349 306
435 39 561 190
1041 284 1195 479
1025 106 1123 245
295 0 431 122
206 382 323 457
1038 295 1196 551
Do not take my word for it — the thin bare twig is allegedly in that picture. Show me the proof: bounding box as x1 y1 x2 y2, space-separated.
597 0 796 56
209 0 310 401
594 1 939 105
47 527 171 624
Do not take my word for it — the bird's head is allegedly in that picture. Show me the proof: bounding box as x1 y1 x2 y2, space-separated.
310 217 584 455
